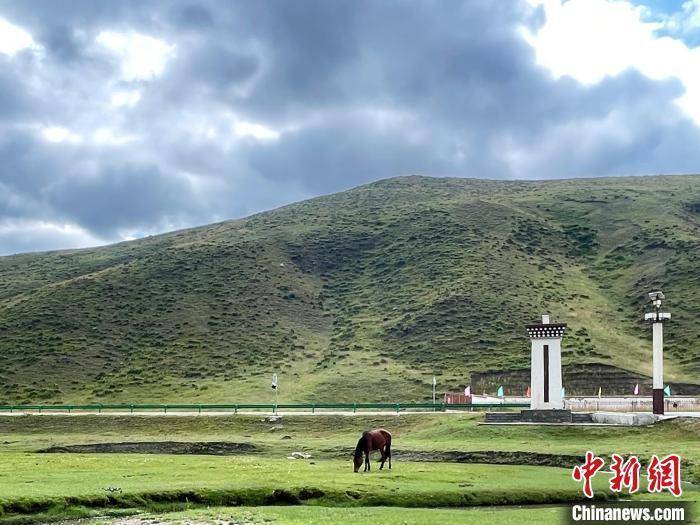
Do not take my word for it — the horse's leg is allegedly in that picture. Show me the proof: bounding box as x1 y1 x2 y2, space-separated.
379 445 387 470
366 451 371 472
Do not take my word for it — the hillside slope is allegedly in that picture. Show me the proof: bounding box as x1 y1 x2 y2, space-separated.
0 175 698 403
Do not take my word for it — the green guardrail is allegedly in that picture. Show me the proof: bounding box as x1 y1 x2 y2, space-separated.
0 402 528 414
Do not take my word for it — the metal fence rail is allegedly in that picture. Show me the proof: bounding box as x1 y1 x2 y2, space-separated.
0 402 529 414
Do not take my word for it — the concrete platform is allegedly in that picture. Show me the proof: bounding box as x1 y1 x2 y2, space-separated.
485 409 592 424
484 411 700 426
591 412 657 425
591 411 700 425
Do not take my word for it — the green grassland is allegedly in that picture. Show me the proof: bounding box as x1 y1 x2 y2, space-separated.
0 414 697 523
2 414 699 473
1 455 594 507
0 175 698 403
112 505 567 525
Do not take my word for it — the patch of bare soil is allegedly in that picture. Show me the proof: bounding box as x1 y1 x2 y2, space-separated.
398 450 585 468
327 447 584 468
39 441 260 455
56 518 249 525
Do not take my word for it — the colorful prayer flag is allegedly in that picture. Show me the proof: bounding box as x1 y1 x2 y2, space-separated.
497 386 504 397
633 383 639 395
664 385 671 396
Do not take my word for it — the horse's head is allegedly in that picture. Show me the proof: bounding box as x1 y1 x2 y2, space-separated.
353 453 363 473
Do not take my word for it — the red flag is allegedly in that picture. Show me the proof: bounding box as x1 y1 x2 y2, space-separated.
525 386 531 397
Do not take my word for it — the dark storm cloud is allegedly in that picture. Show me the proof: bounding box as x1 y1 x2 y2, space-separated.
169 3 214 30
245 114 456 192
169 42 260 95
0 59 30 118
0 129 204 236
37 24 85 62
0 0 698 254
46 163 199 236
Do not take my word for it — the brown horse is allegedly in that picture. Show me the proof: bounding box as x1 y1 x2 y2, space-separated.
353 428 392 472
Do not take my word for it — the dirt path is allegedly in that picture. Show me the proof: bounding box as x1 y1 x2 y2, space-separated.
39 441 260 455
39 439 584 468
324 446 585 468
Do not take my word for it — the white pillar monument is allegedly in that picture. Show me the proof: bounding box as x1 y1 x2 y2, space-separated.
644 291 671 415
526 314 566 410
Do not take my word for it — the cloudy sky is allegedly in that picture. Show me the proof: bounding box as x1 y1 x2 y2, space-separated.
1 0 700 254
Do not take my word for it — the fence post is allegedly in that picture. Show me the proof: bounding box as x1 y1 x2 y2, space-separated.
353 403 356 414
312 404 315 414
198 404 202 414
130 404 134 414
396 403 400 414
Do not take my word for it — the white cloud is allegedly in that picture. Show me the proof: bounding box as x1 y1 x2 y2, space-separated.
110 90 141 107
524 0 700 124
0 16 39 55
0 219 104 255
40 126 82 144
233 120 281 141
93 127 139 145
96 30 175 80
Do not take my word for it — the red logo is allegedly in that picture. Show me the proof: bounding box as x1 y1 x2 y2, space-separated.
609 454 641 493
573 452 682 498
647 454 682 497
572 451 605 498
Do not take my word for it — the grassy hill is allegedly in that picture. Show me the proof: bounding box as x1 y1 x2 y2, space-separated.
0 175 698 403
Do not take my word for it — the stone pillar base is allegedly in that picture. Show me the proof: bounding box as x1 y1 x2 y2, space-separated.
652 388 664 415
520 409 572 423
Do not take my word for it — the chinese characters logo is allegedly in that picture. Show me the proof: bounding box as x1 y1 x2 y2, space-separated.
572 451 682 498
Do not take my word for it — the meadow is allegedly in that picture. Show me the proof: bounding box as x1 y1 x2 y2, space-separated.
0 413 697 523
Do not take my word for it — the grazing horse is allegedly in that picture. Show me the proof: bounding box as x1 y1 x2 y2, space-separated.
353 428 392 472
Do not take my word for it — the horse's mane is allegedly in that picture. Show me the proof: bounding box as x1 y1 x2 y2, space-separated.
354 431 368 457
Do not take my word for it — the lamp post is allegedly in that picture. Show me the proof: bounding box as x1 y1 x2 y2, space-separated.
644 291 671 415
271 373 278 413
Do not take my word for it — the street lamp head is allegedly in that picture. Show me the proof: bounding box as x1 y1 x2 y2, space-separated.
648 291 665 308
